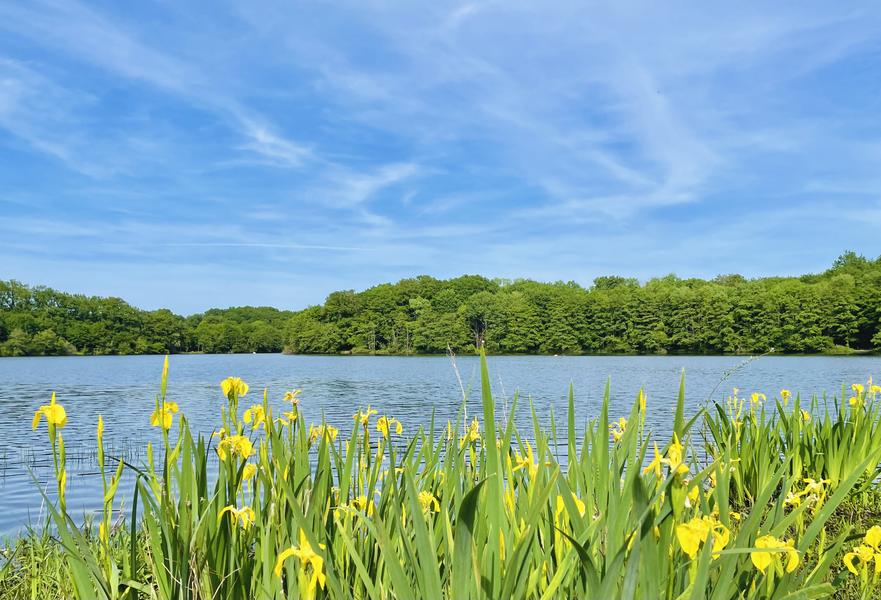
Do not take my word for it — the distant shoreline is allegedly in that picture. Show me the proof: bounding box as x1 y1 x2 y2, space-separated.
5 255 881 358
1 349 877 358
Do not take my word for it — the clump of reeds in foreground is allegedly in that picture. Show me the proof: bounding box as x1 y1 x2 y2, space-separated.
6 354 881 599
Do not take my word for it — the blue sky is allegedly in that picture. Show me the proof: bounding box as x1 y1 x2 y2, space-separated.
1 2 881 313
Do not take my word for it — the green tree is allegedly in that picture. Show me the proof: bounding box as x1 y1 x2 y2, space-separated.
1 328 30 356
463 291 502 350
29 329 76 356
497 291 541 353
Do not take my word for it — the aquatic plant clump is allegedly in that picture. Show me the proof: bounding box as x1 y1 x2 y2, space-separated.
10 355 881 599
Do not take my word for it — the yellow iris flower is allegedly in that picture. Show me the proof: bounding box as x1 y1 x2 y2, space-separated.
783 491 802 507
780 389 791 405
460 417 481 447
351 495 375 514
418 491 440 514
554 493 586 520
32 392 67 431
666 433 689 474
661 434 691 476
243 404 266 429
149 401 179 430
218 505 256 530
308 424 339 443
377 416 403 439
865 526 881 549
354 406 378 427
643 435 690 477
802 477 829 495
512 440 537 477
675 516 729 559
843 544 880 576
220 377 249 398
242 463 258 481
750 534 799 573
609 417 627 442
274 529 327 594
275 410 298 427
843 526 881 576
334 494 376 519
216 435 254 461
284 389 302 405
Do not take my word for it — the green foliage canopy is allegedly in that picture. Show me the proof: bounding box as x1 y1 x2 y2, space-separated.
3 253 881 356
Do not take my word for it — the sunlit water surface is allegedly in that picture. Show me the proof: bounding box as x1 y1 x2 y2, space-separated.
1 353 879 536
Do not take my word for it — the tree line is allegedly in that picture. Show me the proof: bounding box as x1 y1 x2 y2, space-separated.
0 283 292 356
2 252 881 357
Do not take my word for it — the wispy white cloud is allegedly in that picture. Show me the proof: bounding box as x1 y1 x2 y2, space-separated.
0 0 313 174
238 120 313 168
251 2 881 224
0 59 111 176
317 163 422 208
0 1 190 91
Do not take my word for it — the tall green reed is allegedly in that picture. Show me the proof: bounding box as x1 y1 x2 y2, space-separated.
23 353 881 599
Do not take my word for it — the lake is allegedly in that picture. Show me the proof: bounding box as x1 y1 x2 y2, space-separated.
1 353 879 535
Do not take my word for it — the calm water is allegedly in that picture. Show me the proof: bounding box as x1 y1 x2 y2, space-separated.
1 353 879 535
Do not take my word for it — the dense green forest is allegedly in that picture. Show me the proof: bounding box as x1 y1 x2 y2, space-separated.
0 284 292 356
2 252 881 357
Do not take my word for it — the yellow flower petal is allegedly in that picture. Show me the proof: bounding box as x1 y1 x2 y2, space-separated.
864 525 881 549
843 551 859 575
751 535 778 572
274 547 298 578
675 518 708 559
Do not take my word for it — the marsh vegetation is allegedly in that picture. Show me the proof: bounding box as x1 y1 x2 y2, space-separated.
2 355 881 598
